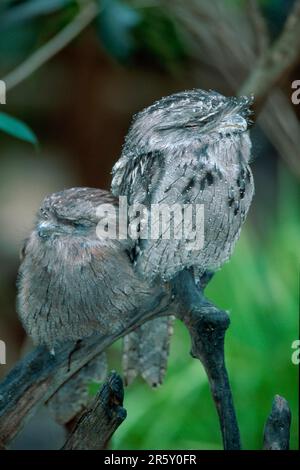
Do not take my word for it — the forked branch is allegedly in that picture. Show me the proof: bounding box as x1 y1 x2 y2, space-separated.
263 395 291 450
63 371 126 450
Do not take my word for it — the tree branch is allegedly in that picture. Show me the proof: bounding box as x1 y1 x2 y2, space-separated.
47 352 107 425
172 270 241 450
63 371 126 450
166 0 300 177
0 284 175 447
247 0 270 56
258 89 300 179
240 0 300 104
263 395 291 450
0 268 293 451
2 1 100 91
0 267 242 451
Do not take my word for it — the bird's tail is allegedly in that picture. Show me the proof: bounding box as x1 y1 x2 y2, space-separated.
122 316 174 387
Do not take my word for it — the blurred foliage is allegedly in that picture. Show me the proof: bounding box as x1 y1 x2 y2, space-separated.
0 1 78 66
0 112 37 144
0 0 186 137
0 0 186 68
0 0 298 451
97 0 141 61
259 0 296 36
133 6 186 72
89 167 299 450
0 0 73 30
0 0 295 65
97 0 186 68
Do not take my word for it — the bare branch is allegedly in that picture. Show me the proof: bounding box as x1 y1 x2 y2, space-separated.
247 0 270 56
63 371 126 450
240 0 300 103
165 0 300 177
259 89 300 179
0 284 175 446
172 270 241 450
263 395 291 450
2 1 100 91
47 352 107 426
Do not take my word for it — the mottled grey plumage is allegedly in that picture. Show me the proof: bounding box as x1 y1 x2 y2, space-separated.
17 89 254 391
123 316 174 387
112 89 254 384
17 187 157 350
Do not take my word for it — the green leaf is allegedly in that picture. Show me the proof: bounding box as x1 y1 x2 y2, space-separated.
0 112 37 145
135 7 186 72
0 0 73 30
97 0 141 61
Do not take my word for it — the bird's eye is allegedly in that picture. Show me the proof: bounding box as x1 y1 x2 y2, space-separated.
72 219 91 229
72 221 85 228
185 122 198 129
185 115 211 128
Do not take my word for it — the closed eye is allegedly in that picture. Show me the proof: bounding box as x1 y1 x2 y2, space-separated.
54 215 92 229
72 220 87 228
185 113 217 128
72 218 94 228
185 122 199 128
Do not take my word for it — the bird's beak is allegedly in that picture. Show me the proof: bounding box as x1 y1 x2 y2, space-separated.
227 114 248 131
219 113 248 133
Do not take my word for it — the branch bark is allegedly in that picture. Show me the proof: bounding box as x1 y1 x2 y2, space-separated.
263 395 291 450
63 371 126 450
0 268 242 451
0 269 292 450
0 284 175 447
47 352 107 425
172 270 241 450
